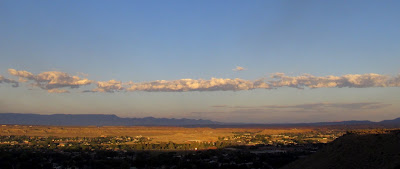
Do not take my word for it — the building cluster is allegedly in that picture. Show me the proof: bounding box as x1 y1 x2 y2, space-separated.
226 130 343 146
0 143 322 169
0 129 346 169
0 130 344 151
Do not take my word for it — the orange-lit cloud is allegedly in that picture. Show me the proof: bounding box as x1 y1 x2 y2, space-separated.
8 69 93 93
126 78 269 92
233 66 246 71
47 88 70 93
5 68 400 93
87 80 125 93
211 102 391 110
268 73 400 88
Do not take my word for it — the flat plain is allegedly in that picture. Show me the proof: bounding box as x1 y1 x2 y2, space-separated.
0 125 315 143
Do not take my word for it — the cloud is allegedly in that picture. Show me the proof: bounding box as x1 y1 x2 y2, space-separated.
127 78 270 92
18 77 29 83
5 68 400 93
90 80 125 93
233 66 246 71
268 73 400 89
0 75 19 87
7 69 35 80
8 69 93 92
77 72 89 77
47 88 69 93
326 102 392 109
211 105 228 108
213 102 391 110
205 102 392 123
125 73 400 92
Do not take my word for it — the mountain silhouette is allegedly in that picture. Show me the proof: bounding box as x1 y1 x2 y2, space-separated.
1 113 400 127
0 113 218 126
281 129 400 169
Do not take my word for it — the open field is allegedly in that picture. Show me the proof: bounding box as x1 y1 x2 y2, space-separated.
0 125 316 143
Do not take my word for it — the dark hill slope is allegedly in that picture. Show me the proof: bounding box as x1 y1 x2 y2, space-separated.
281 130 400 169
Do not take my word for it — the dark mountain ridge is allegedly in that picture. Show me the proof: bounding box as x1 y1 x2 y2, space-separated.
0 113 400 127
281 129 400 169
0 113 218 126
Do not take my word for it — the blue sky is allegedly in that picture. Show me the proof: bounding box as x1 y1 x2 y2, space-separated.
1 1 400 123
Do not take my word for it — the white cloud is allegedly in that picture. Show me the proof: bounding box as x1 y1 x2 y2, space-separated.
268 73 400 88
5 68 400 93
8 69 93 92
127 78 270 92
90 80 125 93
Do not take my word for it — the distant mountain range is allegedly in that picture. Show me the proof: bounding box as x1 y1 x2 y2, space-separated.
0 113 219 126
0 113 400 127
310 118 400 127
214 118 400 128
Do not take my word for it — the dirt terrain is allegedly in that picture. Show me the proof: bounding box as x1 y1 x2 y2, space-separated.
0 125 314 143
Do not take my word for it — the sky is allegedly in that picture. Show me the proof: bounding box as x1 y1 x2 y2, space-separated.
1 0 400 123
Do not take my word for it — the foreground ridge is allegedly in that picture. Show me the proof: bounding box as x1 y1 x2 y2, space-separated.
281 129 400 169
